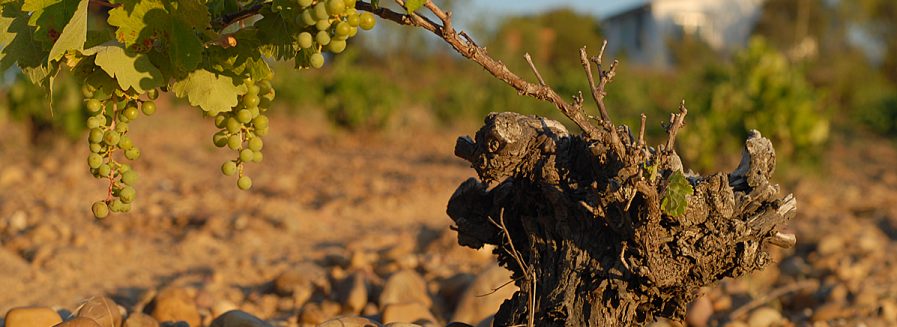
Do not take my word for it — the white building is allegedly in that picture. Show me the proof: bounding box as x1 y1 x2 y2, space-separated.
601 0 764 67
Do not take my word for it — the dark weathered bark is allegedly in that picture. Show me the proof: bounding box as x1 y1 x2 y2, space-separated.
447 112 796 326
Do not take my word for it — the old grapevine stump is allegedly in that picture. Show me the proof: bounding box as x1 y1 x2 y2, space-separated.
447 112 796 326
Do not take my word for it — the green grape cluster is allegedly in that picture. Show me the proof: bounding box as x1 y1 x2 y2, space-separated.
293 0 376 69
211 77 275 190
82 85 159 219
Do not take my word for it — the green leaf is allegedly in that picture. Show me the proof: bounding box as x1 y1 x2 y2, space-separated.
23 0 80 45
47 0 86 63
254 8 296 60
106 0 167 51
85 43 165 92
170 69 244 115
167 0 210 30
168 19 202 74
404 0 425 13
1 2 50 73
661 170 694 217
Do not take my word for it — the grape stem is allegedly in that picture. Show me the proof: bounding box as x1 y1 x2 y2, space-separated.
355 0 627 156
105 97 119 202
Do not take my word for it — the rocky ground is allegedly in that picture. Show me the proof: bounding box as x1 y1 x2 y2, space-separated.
1 105 897 327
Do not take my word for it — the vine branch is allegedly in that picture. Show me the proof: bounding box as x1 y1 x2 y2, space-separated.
355 1 608 143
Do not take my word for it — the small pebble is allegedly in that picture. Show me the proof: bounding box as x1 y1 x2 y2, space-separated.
4 306 63 327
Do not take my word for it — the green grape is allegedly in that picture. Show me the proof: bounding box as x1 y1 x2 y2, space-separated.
310 52 325 68
103 130 121 146
247 107 260 119
226 117 242 133
86 99 103 113
119 186 136 203
142 101 156 116
109 199 126 213
92 201 109 219
115 122 129 134
243 94 260 109
359 12 376 30
246 85 260 96
298 32 314 49
121 170 137 185
314 2 329 20
89 128 104 143
248 137 263 151
146 88 159 100
119 136 133 150
124 148 140 160
298 0 313 8
213 131 228 147
88 153 103 169
343 0 357 9
239 148 254 162
329 40 347 53
253 115 270 129
98 164 111 177
243 78 255 87
236 109 252 123
221 161 237 176
335 22 352 37
252 151 264 163
316 31 331 46
227 134 243 150
327 0 346 15
123 106 139 120
301 9 317 26
90 143 103 153
316 19 332 31
256 126 269 137
82 84 96 99
237 176 252 190
87 117 101 129
214 114 228 128
347 13 360 27
258 80 272 94
95 114 107 126
348 25 358 37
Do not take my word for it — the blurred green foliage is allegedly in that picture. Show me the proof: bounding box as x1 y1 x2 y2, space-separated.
1 71 88 143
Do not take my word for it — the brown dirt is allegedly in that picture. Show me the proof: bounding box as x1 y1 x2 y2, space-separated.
2 105 897 326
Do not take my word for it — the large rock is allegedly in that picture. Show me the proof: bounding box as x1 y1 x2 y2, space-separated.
76 296 123 327
451 264 516 325
379 270 431 308
148 287 201 327
337 272 368 314
381 302 437 325
209 310 272 327
318 316 381 327
55 317 102 327
4 306 63 327
123 313 159 327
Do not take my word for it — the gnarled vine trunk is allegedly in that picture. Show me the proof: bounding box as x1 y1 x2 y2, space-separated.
447 112 796 326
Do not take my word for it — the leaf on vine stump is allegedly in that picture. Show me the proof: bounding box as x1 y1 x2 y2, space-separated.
84 43 165 93
662 170 694 217
404 0 425 13
48 0 87 63
170 69 244 115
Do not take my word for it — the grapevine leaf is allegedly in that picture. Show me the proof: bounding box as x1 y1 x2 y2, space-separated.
85 43 165 92
168 19 202 74
167 0 210 31
170 69 243 115
661 170 694 217
23 0 79 45
404 0 425 14
106 0 167 51
255 8 296 60
47 0 86 63
1 2 50 74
